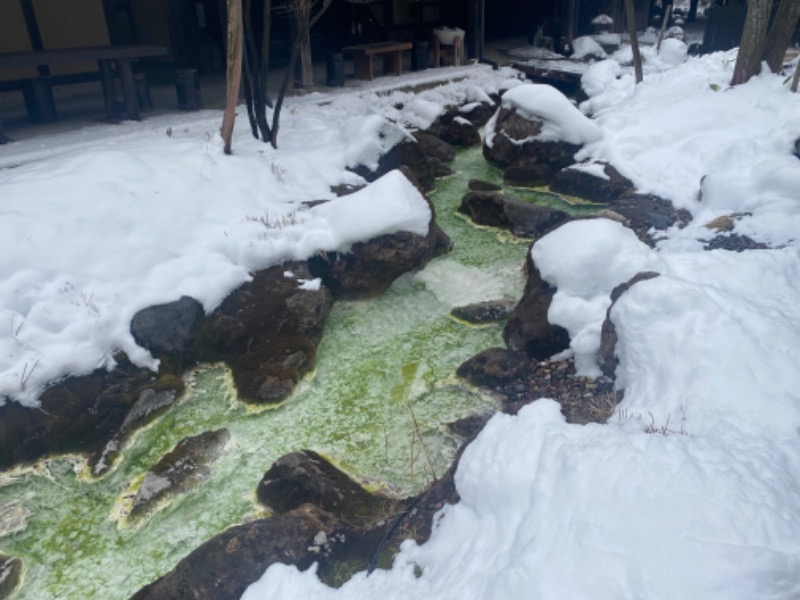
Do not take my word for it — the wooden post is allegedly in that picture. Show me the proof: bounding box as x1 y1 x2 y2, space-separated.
221 0 243 154
792 61 800 92
625 0 643 84
657 4 673 52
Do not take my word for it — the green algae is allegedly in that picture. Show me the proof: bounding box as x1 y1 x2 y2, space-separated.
0 145 593 600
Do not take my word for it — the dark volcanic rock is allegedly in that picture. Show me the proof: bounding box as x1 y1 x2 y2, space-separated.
446 412 493 438
257 450 394 521
598 272 661 378
550 162 634 203
309 169 451 298
503 251 571 359
429 108 482 147
458 102 496 128
459 190 570 238
127 429 230 523
0 554 22 599
503 158 556 187
350 137 435 191
457 348 533 387
484 108 581 174
412 131 455 164
704 233 769 252
468 179 502 192
609 193 692 244
130 296 204 368
91 382 182 477
204 262 333 403
130 504 348 600
450 298 517 324
0 355 181 470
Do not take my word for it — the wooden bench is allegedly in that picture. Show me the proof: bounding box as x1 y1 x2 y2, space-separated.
0 45 167 123
342 41 413 81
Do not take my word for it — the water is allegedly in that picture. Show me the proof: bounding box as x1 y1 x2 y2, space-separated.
0 147 592 599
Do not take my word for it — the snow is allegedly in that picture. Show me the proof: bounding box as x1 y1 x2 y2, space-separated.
498 83 604 145
565 160 610 180
242 47 800 600
572 36 607 60
1 42 799 600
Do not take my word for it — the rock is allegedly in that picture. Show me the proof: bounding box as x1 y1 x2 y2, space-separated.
127 429 230 523
204 262 333 403
459 191 570 238
350 137 435 191
550 162 634 203
597 272 661 378
704 233 769 252
0 354 178 470
412 131 455 164
446 412 494 438
503 252 571 359
704 215 736 232
484 107 582 179
130 504 348 600
608 193 692 244
429 157 454 177
309 170 451 298
457 102 496 128
0 501 31 537
0 554 23 599
503 158 556 187
450 298 517 324
91 382 182 477
457 348 533 387
257 450 395 522
130 296 204 368
468 179 502 192
429 111 481 147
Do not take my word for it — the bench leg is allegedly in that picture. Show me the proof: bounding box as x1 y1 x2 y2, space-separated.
383 51 403 75
118 59 141 121
22 79 58 124
352 54 373 80
99 60 118 120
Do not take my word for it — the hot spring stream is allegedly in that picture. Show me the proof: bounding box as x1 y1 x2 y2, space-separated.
0 146 599 599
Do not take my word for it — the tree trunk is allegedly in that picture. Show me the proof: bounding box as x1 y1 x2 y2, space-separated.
625 0 644 83
792 60 800 91
221 0 244 154
762 0 800 72
566 0 578 44
688 0 700 22
731 0 773 85
657 3 673 52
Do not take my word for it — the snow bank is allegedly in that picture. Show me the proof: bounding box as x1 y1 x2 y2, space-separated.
340 115 413 171
243 238 800 600
500 84 603 145
571 36 607 60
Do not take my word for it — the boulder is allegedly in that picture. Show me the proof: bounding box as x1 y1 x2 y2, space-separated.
484 107 582 176
456 347 533 387
0 554 22 599
503 158 556 187
0 354 181 470
91 381 182 477
130 296 204 370
450 298 517 324
204 262 333 404
457 102 496 128
608 193 692 243
503 251 571 359
459 191 570 238
349 138 435 191
126 429 230 523
597 272 661 378
412 131 455 164
257 450 396 522
130 504 348 600
309 169 451 298
429 111 481 147
550 161 634 203
468 179 502 192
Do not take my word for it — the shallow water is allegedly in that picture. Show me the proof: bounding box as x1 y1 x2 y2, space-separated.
0 146 587 599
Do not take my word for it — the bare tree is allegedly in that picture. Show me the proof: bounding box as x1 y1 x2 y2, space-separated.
731 0 773 85
625 0 644 83
762 0 800 72
221 0 244 154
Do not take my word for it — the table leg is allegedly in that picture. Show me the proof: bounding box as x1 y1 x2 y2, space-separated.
118 59 141 121
383 51 402 75
99 60 118 120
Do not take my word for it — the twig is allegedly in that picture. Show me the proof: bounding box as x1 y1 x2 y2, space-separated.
20 359 40 391
656 3 673 52
405 401 438 482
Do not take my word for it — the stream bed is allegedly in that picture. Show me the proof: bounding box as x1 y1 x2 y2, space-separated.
0 146 597 599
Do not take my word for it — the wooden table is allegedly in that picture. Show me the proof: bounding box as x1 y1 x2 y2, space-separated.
342 42 413 81
0 45 167 122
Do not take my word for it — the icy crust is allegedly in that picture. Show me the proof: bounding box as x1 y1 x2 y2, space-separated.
500 84 603 145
